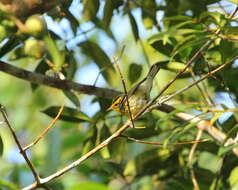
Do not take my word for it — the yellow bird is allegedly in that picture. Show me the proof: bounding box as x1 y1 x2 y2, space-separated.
107 63 161 116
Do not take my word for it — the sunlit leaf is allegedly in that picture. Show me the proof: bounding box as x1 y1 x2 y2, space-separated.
83 0 99 21
66 182 108 190
198 151 222 173
43 35 64 70
79 40 116 85
229 166 238 188
0 179 18 190
42 106 90 122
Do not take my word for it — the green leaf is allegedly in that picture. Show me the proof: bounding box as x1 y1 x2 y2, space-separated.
79 40 116 85
0 36 20 57
42 106 90 123
198 151 223 173
128 12 139 41
31 60 49 90
63 8 79 34
0 179 19 190
66 182 109 190
83 0 99 21
43 35 64 70
128 63 142 84
142 0 156 29
218 143 238 156
82 127 97 155
0 135 3 156
63 51 77 80
63 91 80 108
103 0 114 29
229 166 238 188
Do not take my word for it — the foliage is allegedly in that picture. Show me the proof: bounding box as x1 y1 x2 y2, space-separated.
0 0 238 189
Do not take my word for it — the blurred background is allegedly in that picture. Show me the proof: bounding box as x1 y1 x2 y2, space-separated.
0 0 238 189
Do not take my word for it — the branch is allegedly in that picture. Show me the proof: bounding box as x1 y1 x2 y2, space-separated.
0 105 41 184
0 61 119 99
22 120 132 190
23 105 64 151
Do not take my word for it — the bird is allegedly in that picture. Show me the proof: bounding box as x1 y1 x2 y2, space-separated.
107 63 161 117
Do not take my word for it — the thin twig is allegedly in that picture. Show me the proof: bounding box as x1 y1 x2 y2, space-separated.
23 105 64 151
0 105 41 184
157 55 238 105
113 46 135 128
120 135 210 146
140 6 238 114
22 120 132 190
188 129 203 190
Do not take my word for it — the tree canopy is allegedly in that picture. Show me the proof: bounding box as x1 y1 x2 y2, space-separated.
0 0 238 189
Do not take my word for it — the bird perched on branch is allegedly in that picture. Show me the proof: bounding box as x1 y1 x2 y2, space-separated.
107 63 161 116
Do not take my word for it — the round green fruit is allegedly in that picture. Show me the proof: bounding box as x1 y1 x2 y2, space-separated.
24 39 45 58
25 15 47 36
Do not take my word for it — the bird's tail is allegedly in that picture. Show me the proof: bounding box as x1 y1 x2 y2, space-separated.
146 63 161 79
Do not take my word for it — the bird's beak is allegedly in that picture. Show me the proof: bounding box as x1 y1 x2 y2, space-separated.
106 105 113 112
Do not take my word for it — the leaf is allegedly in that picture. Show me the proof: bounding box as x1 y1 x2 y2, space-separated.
63 8 79 34
103 0 114 29
79 40 116 85
66 182 108 190
43 35 64 70
63 51 77 80
83 0 99 21
218 143 238 156
229 166 238 188
63 91 80 108
82 127 97 155
128 12 139 41
42 106 90 123
198 151 223 173
0 36 19 57
31 60 49 90
150 40 174 56
0 179 19 190
141 0 156 29
128 63 142 84
0 135 3 156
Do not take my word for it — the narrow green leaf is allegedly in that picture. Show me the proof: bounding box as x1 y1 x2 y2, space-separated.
42 106 90 123
103 0 114 29
43 35 64 70
83 0 99 21
63 8 79 34
63 91 80 108
0 36 19 57
0 135 3 156
128 63 142 84
31 60 49 91
128 12 139 41
79 41 116 85
218 143 238 156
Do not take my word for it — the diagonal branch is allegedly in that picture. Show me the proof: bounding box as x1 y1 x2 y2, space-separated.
0 105 41 184
0 61 119 99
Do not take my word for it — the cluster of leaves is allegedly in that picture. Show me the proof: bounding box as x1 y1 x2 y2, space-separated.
1 0 238 189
